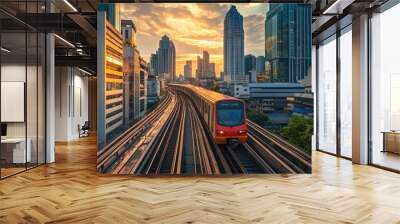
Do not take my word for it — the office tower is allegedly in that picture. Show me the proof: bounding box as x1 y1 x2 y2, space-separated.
139 57 148 117
265 4 311 83
244 54 256 77
147 75 160 100
202 51 209 78
157 35 176 81
150 53 158 76
196 56 203 78
98 3 121 32
224 5 244 83
209 63 216 78
184 60 192 79
256 56 265 75
121 20 140 124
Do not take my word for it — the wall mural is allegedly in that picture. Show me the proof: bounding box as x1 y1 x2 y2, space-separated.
97 3 313 175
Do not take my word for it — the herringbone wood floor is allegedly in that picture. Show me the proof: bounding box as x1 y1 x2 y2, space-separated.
1 135 400 224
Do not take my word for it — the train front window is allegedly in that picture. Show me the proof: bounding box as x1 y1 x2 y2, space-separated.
217 101 244 126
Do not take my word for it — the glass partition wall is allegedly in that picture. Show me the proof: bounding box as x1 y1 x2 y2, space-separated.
0 1 46 179
316 25 352 159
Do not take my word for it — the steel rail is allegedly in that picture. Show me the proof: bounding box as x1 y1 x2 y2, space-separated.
113 92 177 174
239 144 275 173
97 92 174 173
248 130 306 173
133 98 178 174
142 94 181 174
246 133 297 173
247 119 311 167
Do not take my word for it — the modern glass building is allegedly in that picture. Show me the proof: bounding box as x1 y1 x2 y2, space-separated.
265 4 311 83
256 56 265 75
184 60 192 79
223 5 244 84
121 20 140 125
150 53 158 76
157 35 176 81
244 54 256 78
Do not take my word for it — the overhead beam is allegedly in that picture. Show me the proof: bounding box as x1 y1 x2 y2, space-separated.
55 55 96 71
67 13 97 40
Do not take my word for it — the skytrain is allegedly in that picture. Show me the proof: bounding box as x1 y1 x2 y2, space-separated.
171 84 248 145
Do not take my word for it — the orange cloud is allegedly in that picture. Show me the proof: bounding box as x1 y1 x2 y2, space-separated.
121 3 267 76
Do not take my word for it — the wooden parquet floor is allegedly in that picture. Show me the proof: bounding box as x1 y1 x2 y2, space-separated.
1 135 400 224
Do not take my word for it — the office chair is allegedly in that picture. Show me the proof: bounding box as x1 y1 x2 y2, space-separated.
79 121 90 138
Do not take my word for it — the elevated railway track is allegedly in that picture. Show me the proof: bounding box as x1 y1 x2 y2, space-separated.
97 86 311 175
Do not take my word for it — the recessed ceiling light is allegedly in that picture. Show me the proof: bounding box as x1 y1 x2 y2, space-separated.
78 67 93 76
63 0 78 12
1 47 11 53
54 34 75 48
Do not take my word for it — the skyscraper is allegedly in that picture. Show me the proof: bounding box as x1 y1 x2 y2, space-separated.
157 35 176 81
98 3 121 32
209 63 216 78
256 56 265 75
150 53 158 76
121 20 140 124
202 51 209 79
265 4 311 83
244 54 256 77
196 56 203 78
184 60 192 79
224 5 245 84
139 57 148 117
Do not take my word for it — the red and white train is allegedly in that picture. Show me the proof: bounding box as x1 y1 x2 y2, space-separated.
171 84 247 145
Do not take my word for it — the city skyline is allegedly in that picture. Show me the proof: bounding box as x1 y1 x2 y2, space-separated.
120 3 268 77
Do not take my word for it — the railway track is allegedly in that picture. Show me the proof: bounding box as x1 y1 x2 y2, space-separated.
98 87 311 175
136 90 225 175
97 92 175 173
247 120 311 173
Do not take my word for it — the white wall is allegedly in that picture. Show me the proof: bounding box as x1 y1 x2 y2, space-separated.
1 64 32 138
1 63 46 163
54 67 89 141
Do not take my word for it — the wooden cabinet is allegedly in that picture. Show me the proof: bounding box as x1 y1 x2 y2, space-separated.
382 132 400 154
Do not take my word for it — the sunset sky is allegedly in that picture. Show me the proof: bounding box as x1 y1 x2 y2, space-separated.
120 3 269 77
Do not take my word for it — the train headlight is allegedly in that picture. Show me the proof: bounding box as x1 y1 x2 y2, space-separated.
238 130 247 134
216 130 224 135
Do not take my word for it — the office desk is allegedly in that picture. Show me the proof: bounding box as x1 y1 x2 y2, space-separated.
382 131 400 154
1 138 31 164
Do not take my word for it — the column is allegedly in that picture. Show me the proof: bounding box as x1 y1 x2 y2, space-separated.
97 10 106 149
46 30 55 163
352 14 369 164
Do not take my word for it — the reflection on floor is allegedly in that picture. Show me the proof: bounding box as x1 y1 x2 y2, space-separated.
0 163 47 179
0 167 25 178
0 135 400 223
373 150 400 171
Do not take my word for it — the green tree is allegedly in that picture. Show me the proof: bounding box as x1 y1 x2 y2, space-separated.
280 116 313 153
212 84 220 93
247 110 269 127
